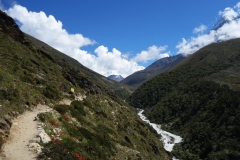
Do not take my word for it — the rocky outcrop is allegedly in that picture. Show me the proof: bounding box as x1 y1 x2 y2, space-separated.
0 10 28 44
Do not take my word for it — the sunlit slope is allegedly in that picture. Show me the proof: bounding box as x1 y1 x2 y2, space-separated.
25 34 135 99
0 10 170 159
127 38 240 159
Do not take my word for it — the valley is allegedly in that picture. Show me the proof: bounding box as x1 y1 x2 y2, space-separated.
0 10 170 160
1 3 240 160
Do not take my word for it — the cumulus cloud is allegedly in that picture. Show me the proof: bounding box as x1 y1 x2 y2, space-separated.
5 4 145 77
177 2 240 56
132 45 169 63
6 5 94 49
193 24 208 34
94 46 144 77
219 7 238 20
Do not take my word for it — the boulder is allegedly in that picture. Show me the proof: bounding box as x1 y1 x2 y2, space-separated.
38 130 51 143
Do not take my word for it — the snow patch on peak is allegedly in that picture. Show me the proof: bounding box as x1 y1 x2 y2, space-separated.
108 75 124 82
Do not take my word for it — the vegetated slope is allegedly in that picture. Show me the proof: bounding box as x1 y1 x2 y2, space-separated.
121 54 185 87
25 34 134 100
0 11 170 159
127 39 240 160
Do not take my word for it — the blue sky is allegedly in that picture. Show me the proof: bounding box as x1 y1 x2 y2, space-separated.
1 0 240 77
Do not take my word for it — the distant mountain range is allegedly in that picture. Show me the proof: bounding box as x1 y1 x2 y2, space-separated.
108 75 124 82
121 54 185 87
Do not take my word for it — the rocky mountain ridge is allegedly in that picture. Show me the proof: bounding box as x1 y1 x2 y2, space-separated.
121 54 185 87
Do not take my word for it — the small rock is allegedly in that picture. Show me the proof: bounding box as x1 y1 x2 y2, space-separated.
28 142 42 154
53 128 61 136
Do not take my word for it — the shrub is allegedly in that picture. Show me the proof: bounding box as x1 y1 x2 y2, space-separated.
0 88 20 101
83 99 92 107
70 100 86 116
73 152 87 160
71 101 84 110
38 112 53 122
54 105 69 115
38 141 76 160
43 85 60 100
49 118 58 126
20 75 34 83
63 114 70 121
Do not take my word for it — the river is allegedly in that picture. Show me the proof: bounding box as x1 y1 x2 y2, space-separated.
137 109 182 159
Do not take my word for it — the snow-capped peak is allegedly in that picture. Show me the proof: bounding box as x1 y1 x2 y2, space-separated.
107 75 124 82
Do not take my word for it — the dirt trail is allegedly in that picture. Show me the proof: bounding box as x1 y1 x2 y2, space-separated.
2 104 52 160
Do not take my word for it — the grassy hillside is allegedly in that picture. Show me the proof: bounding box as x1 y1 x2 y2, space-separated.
0 11 170 159
25 34 135 100
127 38 240 159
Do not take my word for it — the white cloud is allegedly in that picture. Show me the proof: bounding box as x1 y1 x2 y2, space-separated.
177 2 240 56
94 46 144 77
5 4 145 77
6 5 94 49
219 7 238 21
132 45 169 63
193 24 208 34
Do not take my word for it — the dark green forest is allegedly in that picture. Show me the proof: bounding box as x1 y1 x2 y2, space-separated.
127 38 240 159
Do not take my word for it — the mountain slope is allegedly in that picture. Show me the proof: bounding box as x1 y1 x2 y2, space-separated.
121 54 185 87
0 10 170 159
127 38 240 159
25 34 134 100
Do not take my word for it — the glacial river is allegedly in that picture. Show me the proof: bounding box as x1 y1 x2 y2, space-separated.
137 109 182 159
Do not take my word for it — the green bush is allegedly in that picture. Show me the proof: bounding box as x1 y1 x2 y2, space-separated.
20 75 34 83
38 112 53 122
71 100 83 111
0 88 20 101
54 105 69 115
70 100 86 116
43 85 60 100
38 141 77 160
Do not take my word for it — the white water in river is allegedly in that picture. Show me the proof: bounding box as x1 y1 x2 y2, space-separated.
137 109 182 152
